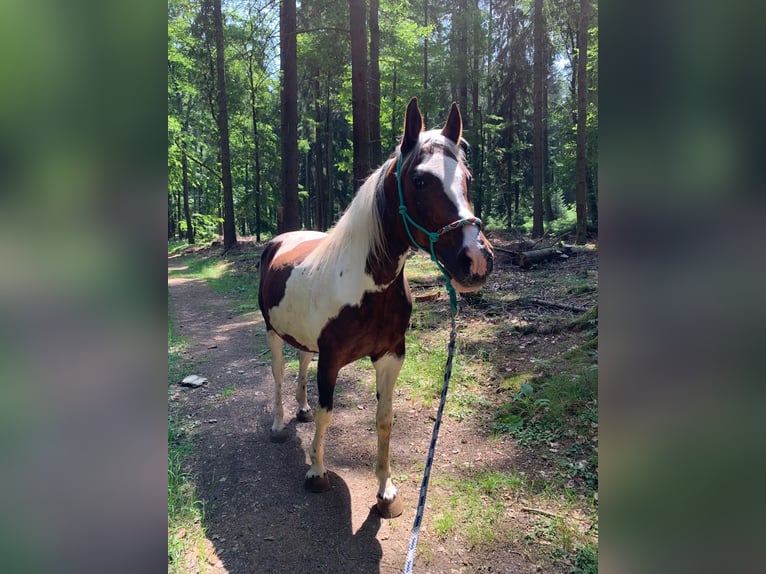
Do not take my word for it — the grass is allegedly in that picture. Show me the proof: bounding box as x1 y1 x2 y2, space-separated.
168 300 206 573
428 466 597 569
169 251 261 313
430 469 527 546
206 253 260 313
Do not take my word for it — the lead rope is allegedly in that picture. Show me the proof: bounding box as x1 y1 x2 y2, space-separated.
403 307 457 574
396 151 471 572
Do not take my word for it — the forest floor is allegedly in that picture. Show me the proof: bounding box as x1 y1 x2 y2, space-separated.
168 230 598 574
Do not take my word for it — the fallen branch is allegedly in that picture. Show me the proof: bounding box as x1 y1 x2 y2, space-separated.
518 298 588 314
521 506 592 523
521 506 564 520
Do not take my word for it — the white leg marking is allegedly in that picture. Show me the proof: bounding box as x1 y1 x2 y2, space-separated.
296 351 313 413
307 407 333 479
374 353 404 502
267 330 286 434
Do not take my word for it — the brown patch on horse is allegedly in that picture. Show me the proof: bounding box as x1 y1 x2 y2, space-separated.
314 273 412 410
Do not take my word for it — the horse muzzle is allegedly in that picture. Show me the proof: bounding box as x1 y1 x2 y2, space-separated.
449 243 494 293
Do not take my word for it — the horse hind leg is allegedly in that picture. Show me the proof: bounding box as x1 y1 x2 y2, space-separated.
267 330 289 442
373 353 405 518
295 350 314 422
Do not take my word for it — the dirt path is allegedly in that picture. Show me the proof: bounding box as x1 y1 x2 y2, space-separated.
168 253 541 573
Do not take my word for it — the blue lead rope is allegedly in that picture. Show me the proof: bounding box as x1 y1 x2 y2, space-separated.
403 309 458 574
396 151 475 572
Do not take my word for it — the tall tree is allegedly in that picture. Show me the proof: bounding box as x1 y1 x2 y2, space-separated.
531 0 545 238
280 0 300 231
369 0 382 166
454 0 469 118
574 0 589 244
181 129 194 243
211 0 237 248
350 0 370 191
422 0 429 128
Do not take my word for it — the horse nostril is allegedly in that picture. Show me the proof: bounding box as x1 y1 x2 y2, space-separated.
458 249 473 276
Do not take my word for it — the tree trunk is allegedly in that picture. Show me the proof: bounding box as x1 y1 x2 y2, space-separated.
168 194 175 240
248 58 263 242
543 65 554 222
531 0 545 238
350 0 370 192
181 146 194 244
455 0 468 118
392 64 398 148
423 0 429 127
280 0 300 232
175 188 182 238
325 73 334 225
211 0 237 249
253 104 263 242
574 0 589 244
471 0 480 139
314 87 325 231
475 106 484 220
369 0 382 167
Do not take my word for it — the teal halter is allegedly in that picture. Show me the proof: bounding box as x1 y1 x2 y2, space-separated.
395 152 483 313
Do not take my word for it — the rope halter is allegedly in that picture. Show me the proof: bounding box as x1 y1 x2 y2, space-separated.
395 152 482 313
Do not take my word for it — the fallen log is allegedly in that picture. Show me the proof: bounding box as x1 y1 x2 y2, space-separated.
515 243 596 268
516 247 568 268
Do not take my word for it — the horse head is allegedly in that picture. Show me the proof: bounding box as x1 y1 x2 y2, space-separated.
395 97 494 293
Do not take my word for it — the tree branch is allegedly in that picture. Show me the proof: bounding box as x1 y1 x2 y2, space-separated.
183 149 222 183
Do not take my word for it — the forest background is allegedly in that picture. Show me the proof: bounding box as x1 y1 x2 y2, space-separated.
168 0 598 247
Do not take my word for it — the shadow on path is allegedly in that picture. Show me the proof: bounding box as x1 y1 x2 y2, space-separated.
194 411 383 573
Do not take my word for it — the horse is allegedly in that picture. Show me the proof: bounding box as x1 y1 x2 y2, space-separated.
258 97 494 518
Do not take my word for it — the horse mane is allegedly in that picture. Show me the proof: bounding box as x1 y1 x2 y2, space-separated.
306 159 391 278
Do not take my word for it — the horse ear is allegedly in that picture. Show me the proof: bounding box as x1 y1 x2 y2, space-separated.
400 97 423 155
441 102 462 144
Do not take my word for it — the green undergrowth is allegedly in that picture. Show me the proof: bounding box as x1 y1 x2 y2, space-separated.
430 469 526 545
428 467 597 570
167 302 206 573
493 332 598 491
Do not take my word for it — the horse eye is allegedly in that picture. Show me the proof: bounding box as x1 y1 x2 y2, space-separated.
412 175 427 189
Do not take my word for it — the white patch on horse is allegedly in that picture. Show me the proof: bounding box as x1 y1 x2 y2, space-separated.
268 233 398 352
417 138 488 276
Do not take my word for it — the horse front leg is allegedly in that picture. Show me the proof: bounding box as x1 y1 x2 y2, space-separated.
295 350 314 422
305 357 338 492
266 330 288 442
373 352 405 518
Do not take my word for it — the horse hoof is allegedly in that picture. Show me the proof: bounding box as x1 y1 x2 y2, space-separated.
269 428 288 443
376 495 403 519
305 473 331 493
296 409 314 423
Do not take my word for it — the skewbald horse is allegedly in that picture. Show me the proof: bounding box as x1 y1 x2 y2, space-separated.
258 97 493 518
